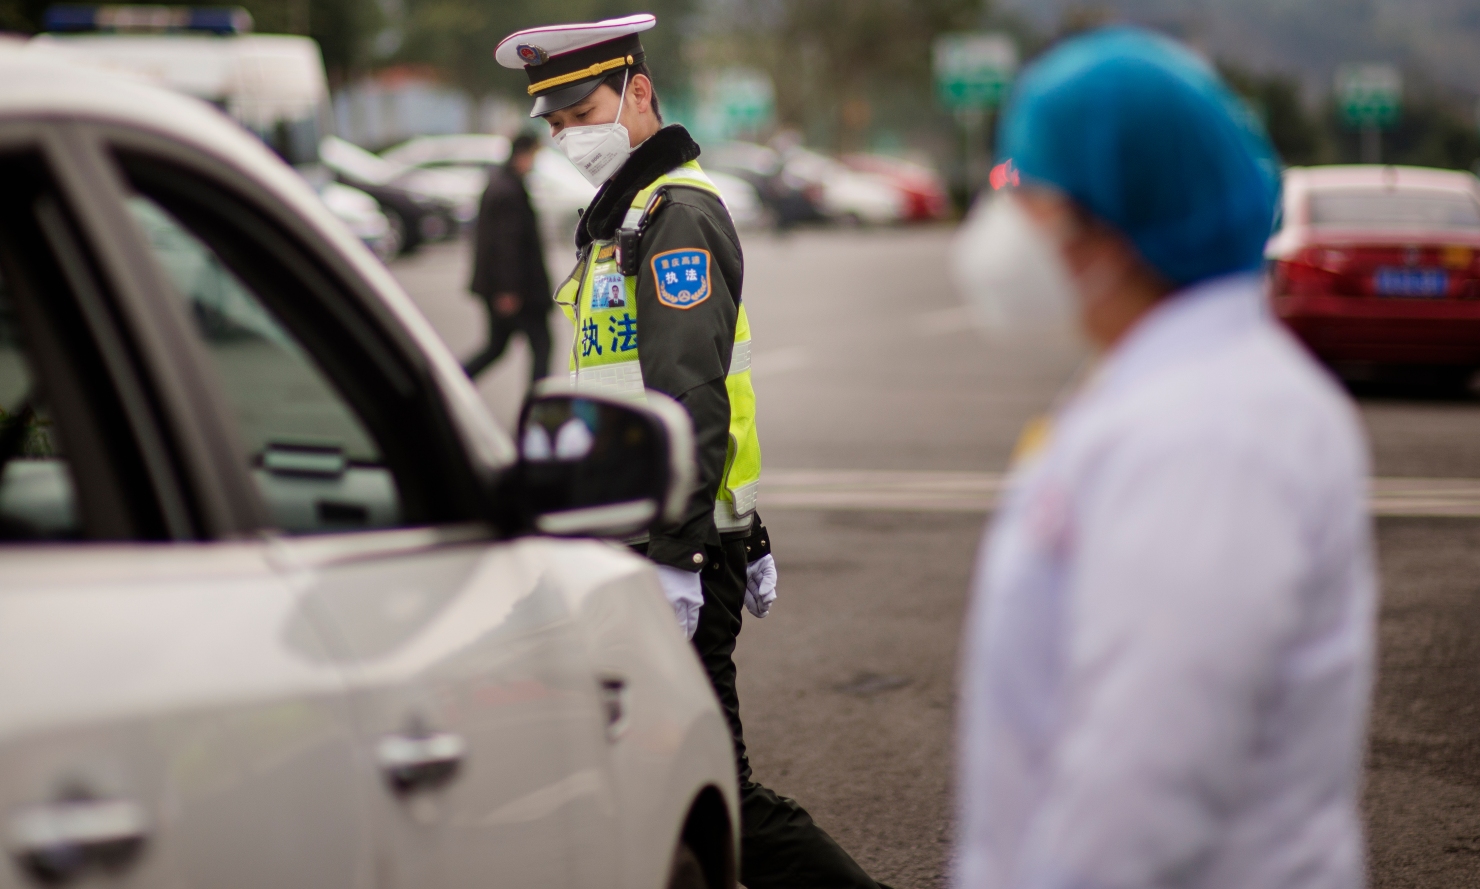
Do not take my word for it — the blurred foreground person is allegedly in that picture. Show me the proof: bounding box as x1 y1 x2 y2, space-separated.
464 133 552 384
496 15 885 889
956 28 1376 889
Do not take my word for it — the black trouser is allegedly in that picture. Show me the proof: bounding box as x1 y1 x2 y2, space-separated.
694 537 886 889
463 302 552 384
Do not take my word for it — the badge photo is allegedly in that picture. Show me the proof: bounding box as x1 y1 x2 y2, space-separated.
591 273 626 309
652 248 711 309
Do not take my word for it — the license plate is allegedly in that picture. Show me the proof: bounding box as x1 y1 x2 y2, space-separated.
1374 267 1449 297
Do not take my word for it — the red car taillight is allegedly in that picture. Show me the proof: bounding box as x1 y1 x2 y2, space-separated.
1272 249 1350 296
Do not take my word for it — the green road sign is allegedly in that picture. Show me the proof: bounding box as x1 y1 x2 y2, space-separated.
683 68 775 142
1336 63 1401 130
933 33 1017 111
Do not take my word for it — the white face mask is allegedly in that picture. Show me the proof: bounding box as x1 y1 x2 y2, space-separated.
554 72 632 187
952 193 1078 339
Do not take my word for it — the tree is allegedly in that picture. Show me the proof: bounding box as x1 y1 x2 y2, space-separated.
708 0 988 150
1218 63 1325 166
392 0 698 120
0 0 46 33
0 0 382 85
1326 94 1480 170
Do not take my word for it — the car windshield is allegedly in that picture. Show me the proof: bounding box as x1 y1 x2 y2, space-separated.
1308 189 1480 230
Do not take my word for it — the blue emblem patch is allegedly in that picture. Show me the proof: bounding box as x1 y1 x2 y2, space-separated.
652 249 711 309
517 43 549 65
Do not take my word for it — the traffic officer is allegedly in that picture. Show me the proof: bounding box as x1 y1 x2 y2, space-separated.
496 15 890 889
954 28 1375 889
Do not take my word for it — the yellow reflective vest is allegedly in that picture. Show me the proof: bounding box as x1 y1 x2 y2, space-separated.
555 160 760 533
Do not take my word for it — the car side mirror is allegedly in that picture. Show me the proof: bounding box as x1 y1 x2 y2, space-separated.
506 385 696 538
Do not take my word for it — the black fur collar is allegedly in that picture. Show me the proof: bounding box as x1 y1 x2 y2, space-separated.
577 124 701 247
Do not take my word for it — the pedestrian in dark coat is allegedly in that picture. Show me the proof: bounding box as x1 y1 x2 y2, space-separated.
464 134 552 384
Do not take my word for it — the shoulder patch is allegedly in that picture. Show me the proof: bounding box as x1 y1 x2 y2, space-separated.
651 248 711 309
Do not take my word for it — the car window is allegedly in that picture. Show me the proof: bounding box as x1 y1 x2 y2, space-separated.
1309 189 1480 229
0 273 77 540
126 194 403 534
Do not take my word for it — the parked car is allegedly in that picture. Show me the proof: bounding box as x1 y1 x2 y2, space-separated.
841 154 950 222
0 54 738 889
1267 165 1480 381
383 133 513 170
384 134 596 248
318 179 399 260
780 147 905 226
320 135 467 253
704 141 826 228
706 171 766 230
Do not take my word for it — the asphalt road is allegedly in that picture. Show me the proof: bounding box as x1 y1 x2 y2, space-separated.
394 226 1480 888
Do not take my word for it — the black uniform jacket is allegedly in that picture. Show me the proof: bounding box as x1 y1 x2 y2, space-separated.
577 125 767 571
470 164 551 318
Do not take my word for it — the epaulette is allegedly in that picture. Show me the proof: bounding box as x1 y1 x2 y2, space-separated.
616 187 666 276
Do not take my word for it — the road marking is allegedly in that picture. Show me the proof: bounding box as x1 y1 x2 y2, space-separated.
761 470 1480 517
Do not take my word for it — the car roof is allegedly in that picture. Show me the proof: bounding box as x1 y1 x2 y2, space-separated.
27 33 327 115
1285 164 1480 194
384 134 512 166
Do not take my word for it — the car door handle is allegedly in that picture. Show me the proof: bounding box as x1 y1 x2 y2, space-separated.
376 732 466 793
10 798 148 884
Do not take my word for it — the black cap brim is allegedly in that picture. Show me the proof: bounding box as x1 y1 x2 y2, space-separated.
530 77 607 117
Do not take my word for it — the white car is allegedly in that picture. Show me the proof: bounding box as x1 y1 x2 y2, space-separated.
384 134 596 247
382 133 513 170
317 179 399 260
320 135 478 233
706 171 766 230
0 56 737 889
781 147 905 226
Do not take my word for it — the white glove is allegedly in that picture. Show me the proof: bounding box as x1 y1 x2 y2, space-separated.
655 565 703 639
744 554 778 618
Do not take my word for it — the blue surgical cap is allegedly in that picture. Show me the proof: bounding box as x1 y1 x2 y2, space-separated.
997 27 1280 287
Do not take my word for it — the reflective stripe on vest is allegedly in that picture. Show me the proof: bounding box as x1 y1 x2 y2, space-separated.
555 160 762 533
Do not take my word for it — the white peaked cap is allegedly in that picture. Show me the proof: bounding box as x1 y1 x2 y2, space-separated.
495 13 656 69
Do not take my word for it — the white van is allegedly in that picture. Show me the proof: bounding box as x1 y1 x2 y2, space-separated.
26 16 398 256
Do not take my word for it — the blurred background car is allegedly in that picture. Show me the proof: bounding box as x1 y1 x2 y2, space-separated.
841 153 951 222
706 169 766 230
383 132 513 170
704 141 827 229
317 178 399 260
22 14 412 261
780 146 906 226
1267 164 1480 384
320 135 469 252
382 133 596 247
525 145 597 247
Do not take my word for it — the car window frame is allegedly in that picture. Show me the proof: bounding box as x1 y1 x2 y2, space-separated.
90 122 495 537
16 119 283 539
0 120 212 540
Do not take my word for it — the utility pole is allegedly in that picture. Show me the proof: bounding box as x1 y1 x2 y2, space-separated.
933 32 1016 205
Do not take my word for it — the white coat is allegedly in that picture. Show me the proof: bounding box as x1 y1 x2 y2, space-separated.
956 273 1375 889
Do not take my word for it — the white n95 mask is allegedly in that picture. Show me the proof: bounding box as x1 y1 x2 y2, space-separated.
555 72 632 186
951 193 1077 339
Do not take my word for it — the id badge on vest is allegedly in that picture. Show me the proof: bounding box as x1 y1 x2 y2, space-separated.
577 248 639 365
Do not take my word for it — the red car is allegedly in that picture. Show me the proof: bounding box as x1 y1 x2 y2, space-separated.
840 153 951 221
1268 165 1480 376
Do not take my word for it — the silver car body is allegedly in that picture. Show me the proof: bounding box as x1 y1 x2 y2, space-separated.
0 56 736 889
